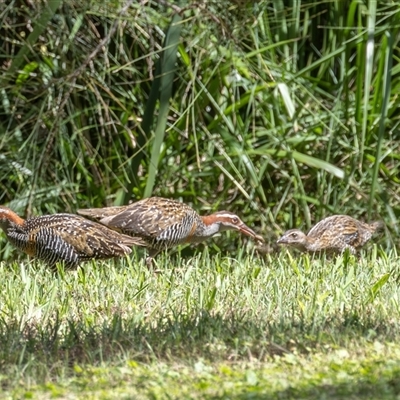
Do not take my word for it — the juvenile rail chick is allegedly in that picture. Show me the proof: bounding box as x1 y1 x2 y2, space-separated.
277 215 384 255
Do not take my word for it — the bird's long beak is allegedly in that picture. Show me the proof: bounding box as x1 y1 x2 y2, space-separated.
238 223 264 242
276 236 287 244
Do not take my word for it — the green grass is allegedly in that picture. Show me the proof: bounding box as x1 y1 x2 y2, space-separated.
1 1 400 397
1 245 400 399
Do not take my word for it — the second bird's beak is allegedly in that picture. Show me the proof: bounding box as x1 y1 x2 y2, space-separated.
276 237 284 244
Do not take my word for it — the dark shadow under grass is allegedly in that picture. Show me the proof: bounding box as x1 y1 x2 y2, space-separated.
0 250 399 396
209 376 400 400
1 306 399 369
2 312 400 398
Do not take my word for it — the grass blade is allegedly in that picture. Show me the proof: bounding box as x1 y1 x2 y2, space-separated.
143 13 182 198
368 32 393 218
360 0 377 165
2 0 62 83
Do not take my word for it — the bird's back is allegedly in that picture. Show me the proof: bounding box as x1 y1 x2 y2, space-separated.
20 214 145 267
77 205 128 219
307 215 382 251
96 197 202 249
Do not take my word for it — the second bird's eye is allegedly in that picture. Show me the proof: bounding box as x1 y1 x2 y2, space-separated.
232 217 239 224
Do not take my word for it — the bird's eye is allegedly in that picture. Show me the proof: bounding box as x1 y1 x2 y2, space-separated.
291 233 298 238
232 217 239 224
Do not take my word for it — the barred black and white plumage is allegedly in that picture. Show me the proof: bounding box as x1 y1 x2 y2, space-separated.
277 214 384 255
0 206 145 269
78 197 264 266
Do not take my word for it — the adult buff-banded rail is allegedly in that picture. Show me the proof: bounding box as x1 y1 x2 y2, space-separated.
276 214 384 255
0 206 145 269
78 196 264 265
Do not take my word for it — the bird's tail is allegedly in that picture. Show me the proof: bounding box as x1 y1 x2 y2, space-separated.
369 220 385 234
119 233 147 249
77 206 127 220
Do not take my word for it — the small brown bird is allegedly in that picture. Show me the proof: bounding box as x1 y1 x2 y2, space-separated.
78 197 264 265
277 215 384 255
0 206 145 269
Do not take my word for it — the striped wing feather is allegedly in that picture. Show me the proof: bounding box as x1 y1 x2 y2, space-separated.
26 214 145 260
92 197 200 242
34 228 81 267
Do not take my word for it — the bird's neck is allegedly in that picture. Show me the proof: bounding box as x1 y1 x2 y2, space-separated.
190 216 221 240
0 214 25 234
291 242 308 252
302 236 320 252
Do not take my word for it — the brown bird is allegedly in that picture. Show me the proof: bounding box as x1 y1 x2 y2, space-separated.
277 215 384 255
0 206 145 269
78 197 264 265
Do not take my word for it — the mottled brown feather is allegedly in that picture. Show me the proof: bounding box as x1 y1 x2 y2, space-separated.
0 206 145 268
78 197 263 265
277 215 383 254
96 198 201 238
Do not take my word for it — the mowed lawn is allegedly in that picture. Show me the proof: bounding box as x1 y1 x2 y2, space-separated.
1 246 400 399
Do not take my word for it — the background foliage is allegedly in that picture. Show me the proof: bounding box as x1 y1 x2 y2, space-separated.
1 0 399 258
1 2 400 396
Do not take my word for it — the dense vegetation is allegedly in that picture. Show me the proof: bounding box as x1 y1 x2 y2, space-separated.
1 1 399 254
1 0 400 397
